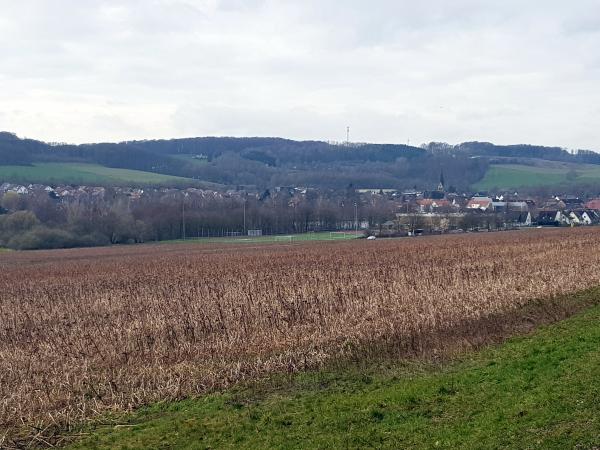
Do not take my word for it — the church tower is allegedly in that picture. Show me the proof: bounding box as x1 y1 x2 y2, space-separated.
437 170 445 192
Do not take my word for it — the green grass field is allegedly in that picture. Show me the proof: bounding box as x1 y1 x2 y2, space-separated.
172 154 209 167
70 291 600 449
474 163 600 190
0 163 195 186
159 231 362 245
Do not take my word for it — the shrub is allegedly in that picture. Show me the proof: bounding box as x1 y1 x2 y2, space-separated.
6 226 110 250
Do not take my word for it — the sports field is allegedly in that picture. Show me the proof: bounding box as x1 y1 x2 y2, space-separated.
161 231 362 245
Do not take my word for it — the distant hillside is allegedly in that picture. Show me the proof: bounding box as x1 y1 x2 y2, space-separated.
2 132 599 190
0 162 199 187
0 132 486 190
425 141 600 165
424 141 600 191
472 163 600 191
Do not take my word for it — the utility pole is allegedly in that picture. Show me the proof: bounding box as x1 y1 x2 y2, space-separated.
243 198 247 235
182 192 188 240
346 126 350 145
354 201 358 235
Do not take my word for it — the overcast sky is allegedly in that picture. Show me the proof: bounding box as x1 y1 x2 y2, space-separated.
1 0 600 148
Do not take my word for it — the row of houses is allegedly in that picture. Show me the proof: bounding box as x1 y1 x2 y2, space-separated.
379 180 600 234
537 209 600 226
5 180 600 234
0 183 247 204
383 207 600 236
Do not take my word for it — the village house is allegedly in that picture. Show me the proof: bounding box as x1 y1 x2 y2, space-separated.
492 201 507 212
537 210 564 226
562 209 600 226
395 212 466 233
585 199 600 211
581 210 600 225
416 198 452 213
541 197 566 211
508 201 529 212
561 196 584 209
505 210 533 227
466 196 494 211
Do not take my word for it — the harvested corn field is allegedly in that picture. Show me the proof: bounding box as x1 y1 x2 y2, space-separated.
1 228 600 446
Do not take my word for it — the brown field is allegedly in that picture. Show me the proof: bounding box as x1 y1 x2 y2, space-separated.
2 228 600 447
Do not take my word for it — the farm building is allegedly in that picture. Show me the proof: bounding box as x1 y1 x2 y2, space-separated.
585 199 600 210
505 211 532 227
416 198 452 212
466 196 493 211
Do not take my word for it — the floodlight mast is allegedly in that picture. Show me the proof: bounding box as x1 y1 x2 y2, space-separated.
243 197 247 234
182 195 186 240
182 192 189 240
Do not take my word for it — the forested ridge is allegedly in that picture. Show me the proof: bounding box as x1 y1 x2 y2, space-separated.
1 131 478 189
2 131 598 190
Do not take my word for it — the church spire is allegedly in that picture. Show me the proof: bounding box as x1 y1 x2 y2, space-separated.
438 170 445 191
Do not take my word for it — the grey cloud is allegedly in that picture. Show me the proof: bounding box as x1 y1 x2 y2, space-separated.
0 0 599 149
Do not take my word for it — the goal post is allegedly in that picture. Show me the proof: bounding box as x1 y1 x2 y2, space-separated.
329 231 350 240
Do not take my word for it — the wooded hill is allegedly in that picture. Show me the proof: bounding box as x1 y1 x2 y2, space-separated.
1 131 598 190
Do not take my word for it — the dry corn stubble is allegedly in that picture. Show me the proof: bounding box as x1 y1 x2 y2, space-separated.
1 228 600 445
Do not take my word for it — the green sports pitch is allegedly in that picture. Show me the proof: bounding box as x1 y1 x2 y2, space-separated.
160 231 362 245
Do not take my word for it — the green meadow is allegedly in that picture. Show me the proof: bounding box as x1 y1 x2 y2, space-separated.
0 163 195 186
172 154 209 167
474 163 600 190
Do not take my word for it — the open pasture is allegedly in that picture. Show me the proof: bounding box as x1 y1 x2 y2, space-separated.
473 163 600 190
0 163 194 186
2 228 600 445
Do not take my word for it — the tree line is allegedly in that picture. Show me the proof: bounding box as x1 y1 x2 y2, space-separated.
0 188 395 250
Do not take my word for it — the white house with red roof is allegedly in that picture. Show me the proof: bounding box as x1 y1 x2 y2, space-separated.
417 198 452 212
466 196 493 211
